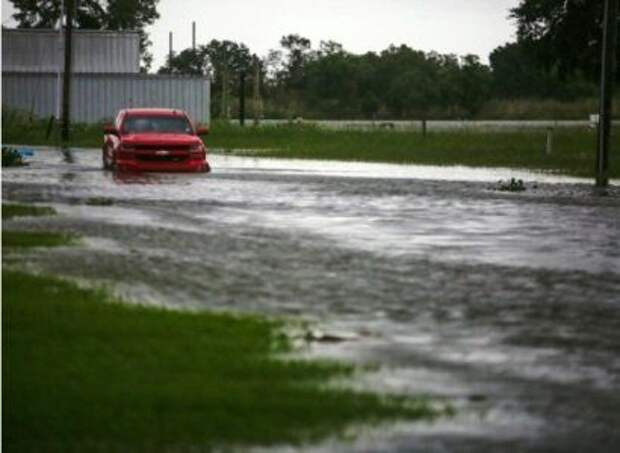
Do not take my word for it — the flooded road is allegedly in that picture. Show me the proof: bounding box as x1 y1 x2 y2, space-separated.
3 147 620 452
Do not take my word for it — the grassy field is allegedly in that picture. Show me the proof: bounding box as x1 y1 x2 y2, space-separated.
3 113 618 177
3 271 433 452
209 122 618 178
2 202 435 452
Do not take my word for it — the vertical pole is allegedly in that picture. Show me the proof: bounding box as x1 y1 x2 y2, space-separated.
596 0 618 187
221 67 228 119
546 127 554 155
56 0 64 120
61 0 73 142
253 55 261 126
239 71 246 127
192 22 196 50
169 31 173 63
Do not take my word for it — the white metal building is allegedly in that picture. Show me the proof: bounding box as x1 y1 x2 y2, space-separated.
1 28 210 124
2 28 141 74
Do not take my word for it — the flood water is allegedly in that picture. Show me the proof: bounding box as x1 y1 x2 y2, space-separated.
3 147 620 452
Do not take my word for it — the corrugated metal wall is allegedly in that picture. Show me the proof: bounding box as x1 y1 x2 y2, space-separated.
2 73 211 124
2 29 140 74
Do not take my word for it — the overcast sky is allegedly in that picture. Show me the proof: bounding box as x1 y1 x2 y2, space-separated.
2 0 519 70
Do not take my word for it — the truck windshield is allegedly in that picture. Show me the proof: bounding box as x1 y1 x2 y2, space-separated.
122 116 193 135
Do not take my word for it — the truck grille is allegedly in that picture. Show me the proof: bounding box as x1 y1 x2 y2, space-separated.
134 144 190 151
136 154 188 162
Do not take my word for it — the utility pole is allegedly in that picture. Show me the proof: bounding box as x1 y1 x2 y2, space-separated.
596 0 618 187
169 31 173 63
239 70 246 127
221 66 229 119
61 0 73 142
192 22 196 50
56 0 65 121
253 55 262 126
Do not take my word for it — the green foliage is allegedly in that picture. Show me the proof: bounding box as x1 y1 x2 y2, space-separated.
8 0 160 70
3 270 433 451
157 15 613 120
1 110 103 148
207 122 619 178
3 110 618 177
158 47 207 76
3 203 56 220
455 55 492 117
2 231 74 248
509 0 616 82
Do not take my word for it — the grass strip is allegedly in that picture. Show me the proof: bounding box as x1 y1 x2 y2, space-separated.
3 203 56 220
2 270 434 452
2 231 73 248
3 119 618 177
209 123 619 178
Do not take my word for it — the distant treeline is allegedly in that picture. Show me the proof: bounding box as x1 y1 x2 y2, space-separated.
8 0 617 120
157 39 605 120
157 1 619 120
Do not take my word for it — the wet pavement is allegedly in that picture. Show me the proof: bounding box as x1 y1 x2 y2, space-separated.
3 147 620 452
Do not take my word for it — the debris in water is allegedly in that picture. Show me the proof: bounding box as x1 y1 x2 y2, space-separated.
305 329 360 343
494 178 526 192
85 197 115 206
2 146 31 167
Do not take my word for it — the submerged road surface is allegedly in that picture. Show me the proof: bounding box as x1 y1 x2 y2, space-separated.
3 148 620 452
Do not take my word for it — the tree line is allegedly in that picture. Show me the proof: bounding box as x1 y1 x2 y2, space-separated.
159 0 620 119
8 0 620 120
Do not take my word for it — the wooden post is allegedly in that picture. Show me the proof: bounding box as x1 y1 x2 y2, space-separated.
61 0 73 142
221 66 228 119
253 55 262 126
546 127 553 155
239 71 246 127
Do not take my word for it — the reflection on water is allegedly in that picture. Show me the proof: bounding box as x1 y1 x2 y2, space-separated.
3 147 620 452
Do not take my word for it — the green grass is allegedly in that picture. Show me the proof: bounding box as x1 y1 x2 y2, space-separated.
2 270 433 452
1 109 103 149
2 203 69 248
2 231 74 248
4 111 614 177
208 122 619 178
3 203 56 220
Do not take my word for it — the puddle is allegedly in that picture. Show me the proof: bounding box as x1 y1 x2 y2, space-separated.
3 147 620 452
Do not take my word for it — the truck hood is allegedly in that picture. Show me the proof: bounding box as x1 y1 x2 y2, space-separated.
121 133 202 147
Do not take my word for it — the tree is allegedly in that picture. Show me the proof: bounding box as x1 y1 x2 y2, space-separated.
510 0 619 81
386 67 439 119
9 0 160 70
158 48 208 76
455 55 492 117
318 40 344 57
280 34 312 90
204 40 252 118
491 42 545 97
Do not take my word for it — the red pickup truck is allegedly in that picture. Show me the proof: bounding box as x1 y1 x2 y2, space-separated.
102 108 210 173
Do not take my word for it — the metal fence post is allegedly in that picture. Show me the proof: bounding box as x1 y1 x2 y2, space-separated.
596 0 618 187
